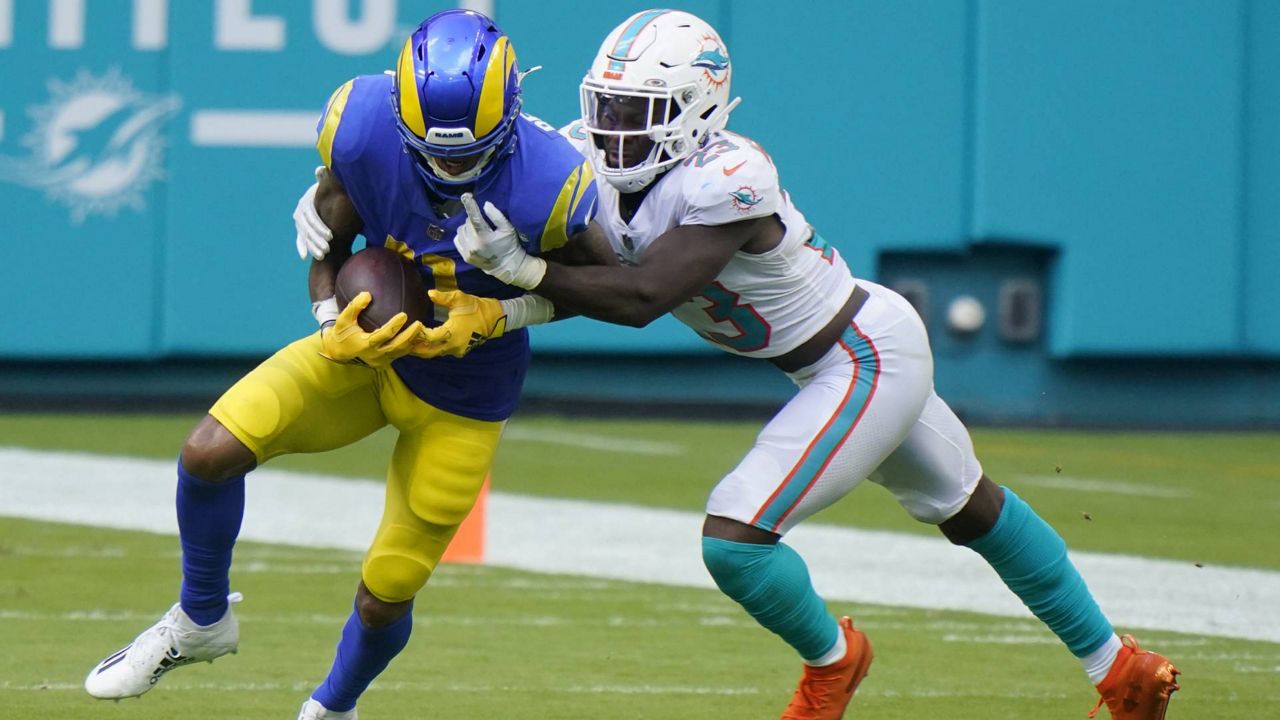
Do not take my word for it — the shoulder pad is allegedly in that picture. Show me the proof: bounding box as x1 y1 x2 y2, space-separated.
315 74 389 170
558 120 591 157
680 135 780 225
501 128 598 254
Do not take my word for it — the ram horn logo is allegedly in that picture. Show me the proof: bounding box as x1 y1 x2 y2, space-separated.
0 68 182 223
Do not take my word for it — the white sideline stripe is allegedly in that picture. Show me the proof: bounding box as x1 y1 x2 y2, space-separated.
1016 475 1193 499
2 448 1279 643
502 426 685 456
189 110 317 147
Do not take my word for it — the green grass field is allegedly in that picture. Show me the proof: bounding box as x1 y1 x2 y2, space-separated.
2 413 1278 719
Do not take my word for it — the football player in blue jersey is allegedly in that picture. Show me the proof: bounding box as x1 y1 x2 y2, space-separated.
84 10 610 719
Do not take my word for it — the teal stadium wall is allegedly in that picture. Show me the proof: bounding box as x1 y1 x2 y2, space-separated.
1 1 1277 425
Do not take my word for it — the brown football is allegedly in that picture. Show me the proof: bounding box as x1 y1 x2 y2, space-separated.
335 246 429 332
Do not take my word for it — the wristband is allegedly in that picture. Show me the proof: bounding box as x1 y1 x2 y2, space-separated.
510 255 548 291
498 294 554 330
312 296 339 326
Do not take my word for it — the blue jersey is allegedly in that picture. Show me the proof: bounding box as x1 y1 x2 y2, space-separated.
315 74 597 421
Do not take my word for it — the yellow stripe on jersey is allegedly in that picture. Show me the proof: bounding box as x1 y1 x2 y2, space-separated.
419 253 458 292
570 162 595 219
474 36 513 139
539 160 595 253
316 80 354 168
396 37 427 138
383 236 416 263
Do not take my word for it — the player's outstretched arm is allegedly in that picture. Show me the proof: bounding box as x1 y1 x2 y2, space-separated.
418 221 618 359
452 192 766 327
546 221 619 268
535 219 764 327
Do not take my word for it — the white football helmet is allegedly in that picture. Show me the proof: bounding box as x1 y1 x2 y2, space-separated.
580 9 741 192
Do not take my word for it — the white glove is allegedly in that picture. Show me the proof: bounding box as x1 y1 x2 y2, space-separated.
454 193 546 290
294 166 333 261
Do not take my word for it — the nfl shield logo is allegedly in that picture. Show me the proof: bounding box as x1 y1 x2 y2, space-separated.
427 225 445 240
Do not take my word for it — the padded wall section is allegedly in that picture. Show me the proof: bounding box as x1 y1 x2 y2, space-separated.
973 0 1245 356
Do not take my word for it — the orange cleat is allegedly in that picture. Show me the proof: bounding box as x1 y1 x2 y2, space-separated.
780 617 873 720
1089 635 1180 719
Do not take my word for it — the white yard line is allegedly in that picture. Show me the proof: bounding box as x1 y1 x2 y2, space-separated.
501 426 686 456
2 448 1278 643
1015 475 1193 499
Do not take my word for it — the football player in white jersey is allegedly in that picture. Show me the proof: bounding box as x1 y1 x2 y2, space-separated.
300 9 1181 720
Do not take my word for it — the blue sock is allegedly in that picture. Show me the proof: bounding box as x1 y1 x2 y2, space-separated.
313 604 413 712
176 459 244 626
966 487 1114 657
702 537 839 661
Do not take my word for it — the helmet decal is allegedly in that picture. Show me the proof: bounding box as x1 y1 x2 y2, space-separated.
475 36 515 138
692 36 730 89
607 8 671 73
395 37 427 138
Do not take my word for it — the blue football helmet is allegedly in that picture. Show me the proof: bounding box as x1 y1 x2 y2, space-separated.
391 10 522 198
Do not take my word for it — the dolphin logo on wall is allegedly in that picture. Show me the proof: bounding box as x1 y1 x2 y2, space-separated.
0 68 182 223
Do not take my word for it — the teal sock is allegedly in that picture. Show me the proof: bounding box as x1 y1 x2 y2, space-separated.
702 537 839 660
966 488 1114 657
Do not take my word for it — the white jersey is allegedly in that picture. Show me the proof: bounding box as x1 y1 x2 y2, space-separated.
562 125 857 358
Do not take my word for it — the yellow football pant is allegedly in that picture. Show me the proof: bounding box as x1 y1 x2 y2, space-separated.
210 332 503 603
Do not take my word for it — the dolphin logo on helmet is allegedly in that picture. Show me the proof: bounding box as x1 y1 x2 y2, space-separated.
390 9 522 199
691 48 730 74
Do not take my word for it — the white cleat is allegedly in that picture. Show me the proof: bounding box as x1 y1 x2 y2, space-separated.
84 592 244 700
297 698 358 719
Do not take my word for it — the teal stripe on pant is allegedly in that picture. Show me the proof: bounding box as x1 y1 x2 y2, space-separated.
966 488 1114 657
702 537 839 661
754 325 879 532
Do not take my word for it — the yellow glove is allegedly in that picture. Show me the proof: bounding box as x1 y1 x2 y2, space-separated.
320 291 425 369
415 289 507 358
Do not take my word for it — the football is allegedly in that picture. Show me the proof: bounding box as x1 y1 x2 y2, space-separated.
335 246 430 332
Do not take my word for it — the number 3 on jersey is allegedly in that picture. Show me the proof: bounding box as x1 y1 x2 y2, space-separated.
695 281 771 352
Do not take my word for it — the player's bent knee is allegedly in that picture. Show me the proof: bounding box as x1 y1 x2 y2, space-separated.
354 581 412 628
181 415 257 482
363 549 434 604
907 502 958 527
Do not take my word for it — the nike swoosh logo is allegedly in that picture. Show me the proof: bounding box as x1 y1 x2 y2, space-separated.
722 161 747 176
